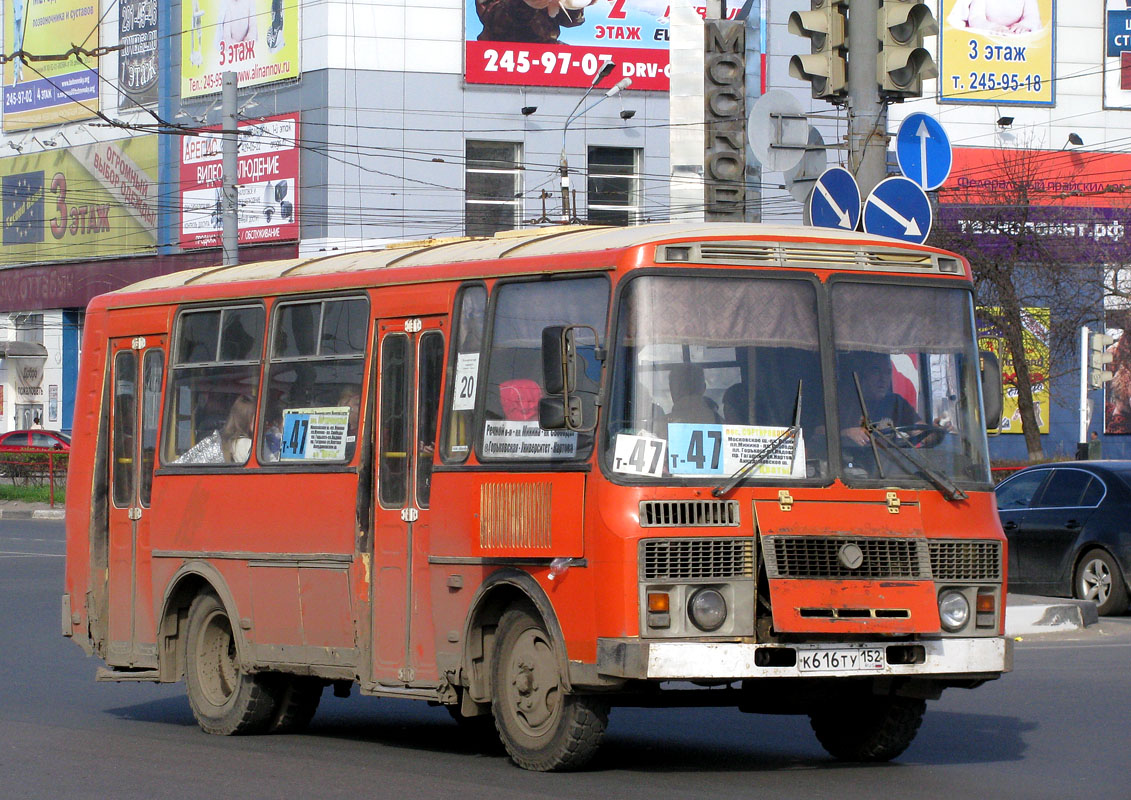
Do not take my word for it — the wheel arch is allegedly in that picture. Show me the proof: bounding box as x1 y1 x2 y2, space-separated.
1072 543 1128 589
459 567 571 704
156 560 248 683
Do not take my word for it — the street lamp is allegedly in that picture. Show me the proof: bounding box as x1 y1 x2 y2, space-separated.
560 62 631 223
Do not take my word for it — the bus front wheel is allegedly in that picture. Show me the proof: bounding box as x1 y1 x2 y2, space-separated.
490 602 608 771
185 592 279 735
809 695 925 762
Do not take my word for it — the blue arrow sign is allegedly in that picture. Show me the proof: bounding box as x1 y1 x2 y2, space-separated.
808 166 861 231
863 177 932 244
896 113 952 191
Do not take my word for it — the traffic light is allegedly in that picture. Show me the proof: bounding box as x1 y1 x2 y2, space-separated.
877 0 938 99
1090 330 1116 390
788 0 848 103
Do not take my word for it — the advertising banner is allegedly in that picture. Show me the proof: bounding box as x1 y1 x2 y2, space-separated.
1105 0 1131 109
938 0 1054 105
0 136 158 266
465 0 684 91
3 0 100 130
181 0 299 98
119 0 158 108
179 114 299 249
977 307 1050 435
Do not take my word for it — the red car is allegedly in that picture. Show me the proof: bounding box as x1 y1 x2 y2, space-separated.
0 429 71 452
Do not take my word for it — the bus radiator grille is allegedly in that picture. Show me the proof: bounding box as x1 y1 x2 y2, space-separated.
762 536 930 580
639 537 755 580
638 500 740 527
927 540 1002 582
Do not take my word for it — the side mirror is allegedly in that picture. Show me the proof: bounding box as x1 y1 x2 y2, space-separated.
980 350 1003 432
540 324 600 431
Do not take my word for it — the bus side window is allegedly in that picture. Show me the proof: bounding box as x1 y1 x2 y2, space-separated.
416 331 445 508
165 305 264 466
441 284 486 463
261 297 368 465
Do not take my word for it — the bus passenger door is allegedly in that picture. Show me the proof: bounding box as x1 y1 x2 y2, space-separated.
372 317 445 685
106 336 166 668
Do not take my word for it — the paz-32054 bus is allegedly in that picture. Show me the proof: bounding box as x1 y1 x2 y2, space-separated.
63 223 1009 771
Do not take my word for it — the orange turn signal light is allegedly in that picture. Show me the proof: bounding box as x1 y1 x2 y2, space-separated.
976 593 995 614
647 592 670 613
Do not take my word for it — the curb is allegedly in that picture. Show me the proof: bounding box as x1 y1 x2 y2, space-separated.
1004 595 1099 636
0 509 65 520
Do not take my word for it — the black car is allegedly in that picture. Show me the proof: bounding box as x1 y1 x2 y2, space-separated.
995 461 1131 615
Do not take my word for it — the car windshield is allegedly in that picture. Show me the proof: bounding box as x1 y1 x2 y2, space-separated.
832 282 991 488
602 274 991 491
604 274 828 482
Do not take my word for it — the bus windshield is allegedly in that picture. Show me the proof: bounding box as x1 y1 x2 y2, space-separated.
832 281 991 488
603 274 991 490
605 274 829 482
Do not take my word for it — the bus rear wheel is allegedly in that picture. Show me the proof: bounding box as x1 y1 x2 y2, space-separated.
185 592 279 735
809 695 925 762
490 602 608 771
269 676 323 733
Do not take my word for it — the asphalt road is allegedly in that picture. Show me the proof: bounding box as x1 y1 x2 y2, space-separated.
3 518 1129 800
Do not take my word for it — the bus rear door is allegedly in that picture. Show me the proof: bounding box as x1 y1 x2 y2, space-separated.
371 317 445 685
106 336 166 668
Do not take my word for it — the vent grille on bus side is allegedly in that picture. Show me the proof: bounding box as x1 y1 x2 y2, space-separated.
480 482 552 549
762 536 930 580
640 537 755 580
675 243 938 272
928 540 1002 582
639 500 740 527
696 245 777 264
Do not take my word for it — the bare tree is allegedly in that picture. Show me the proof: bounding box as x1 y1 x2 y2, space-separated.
930 145 1111 460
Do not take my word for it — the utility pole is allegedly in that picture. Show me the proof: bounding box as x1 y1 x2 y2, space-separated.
845 0 885 196
222 71 239 266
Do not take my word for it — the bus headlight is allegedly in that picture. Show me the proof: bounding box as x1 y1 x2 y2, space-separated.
938 590 971 632
688 588 727 632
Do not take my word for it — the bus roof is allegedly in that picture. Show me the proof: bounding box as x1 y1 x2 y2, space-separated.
111 223 962 296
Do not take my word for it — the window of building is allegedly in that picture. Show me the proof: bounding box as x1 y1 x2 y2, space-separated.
587 146 640 226
466 141 522 236
164 305 265 465
11 313 44 344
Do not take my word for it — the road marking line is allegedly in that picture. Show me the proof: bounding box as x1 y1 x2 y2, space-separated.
0 551 65 558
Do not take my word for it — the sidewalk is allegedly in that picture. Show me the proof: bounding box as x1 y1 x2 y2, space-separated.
0 500 1104 635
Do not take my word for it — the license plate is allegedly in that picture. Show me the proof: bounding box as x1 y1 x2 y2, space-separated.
797 646 885 673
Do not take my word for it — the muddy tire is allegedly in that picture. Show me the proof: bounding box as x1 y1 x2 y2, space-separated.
1075 548 1129 616
810 695 925 762
269 676 323 733
490 602 608 771
185 592 279 735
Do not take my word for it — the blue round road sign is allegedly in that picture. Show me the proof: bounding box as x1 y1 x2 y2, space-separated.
808 166 861 231
863 177 932 245
896 113 952 191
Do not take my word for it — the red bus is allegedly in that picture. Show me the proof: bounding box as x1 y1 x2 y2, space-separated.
63 223 1009 770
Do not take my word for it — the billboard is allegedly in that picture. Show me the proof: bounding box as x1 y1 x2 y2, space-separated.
1105 1 1131 109
3 0 100 130
119 0 159 108
181 0 300 98
464 0 682 91
977 307 1050 435
938 0 1054 105
179 114 299 249
0 136 158 266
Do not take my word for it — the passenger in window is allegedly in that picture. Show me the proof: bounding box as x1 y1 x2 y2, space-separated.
500 378 541 421
723 382 749 425
221 395 256 463
338 387 361 433
263 403 283 462
666 364 721 427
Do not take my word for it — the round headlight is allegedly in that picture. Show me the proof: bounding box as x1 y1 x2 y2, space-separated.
939 590 971 632
688 588 727 632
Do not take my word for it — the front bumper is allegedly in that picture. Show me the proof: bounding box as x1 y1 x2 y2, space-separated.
597 636 1012 680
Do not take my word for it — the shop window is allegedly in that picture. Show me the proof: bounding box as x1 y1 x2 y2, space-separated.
466 141 522 236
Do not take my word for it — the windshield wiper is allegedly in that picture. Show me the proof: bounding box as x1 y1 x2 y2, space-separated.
713 381 802 498
851 372 967 501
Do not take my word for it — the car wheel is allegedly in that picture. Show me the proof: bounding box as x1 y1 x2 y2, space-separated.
1076 549 1129 616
